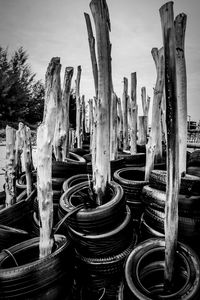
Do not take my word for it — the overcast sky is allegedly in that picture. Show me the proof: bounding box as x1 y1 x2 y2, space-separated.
0 0 199 122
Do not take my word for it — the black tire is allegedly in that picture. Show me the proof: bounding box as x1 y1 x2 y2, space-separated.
52 152 87 178
0 234 74 299
125 238 200 299
16 171 37 195
142 185 200 216
118 152 146 167
0 225 29 251
58 181 126 234
149 169 200 195
113 167 148 201
187 150 200 167
140 214 164 241
68 206 133 257
187 166 200 178
110 158 125 178
62 174 92 192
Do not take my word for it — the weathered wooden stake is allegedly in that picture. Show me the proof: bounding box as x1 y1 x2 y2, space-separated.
138 116 147 145
117 97 123 151
122 77 129 151
22 126 33 196
130 72 138 154
110 92 118 160
15 122 24 178
81 95 86 142
84 12 98 98
75 65 82 148
37 124 54 259
160 1 180 289
90 0 111 205
175 13 187 176
61 67 74 159
5 126 16 206
89 99 94 152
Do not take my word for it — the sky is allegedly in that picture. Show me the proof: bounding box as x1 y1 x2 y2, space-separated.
0 0 200 123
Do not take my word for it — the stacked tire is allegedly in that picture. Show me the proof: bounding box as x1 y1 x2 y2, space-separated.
187 150 200 177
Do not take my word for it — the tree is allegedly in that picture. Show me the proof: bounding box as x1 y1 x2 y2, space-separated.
0 46 44 125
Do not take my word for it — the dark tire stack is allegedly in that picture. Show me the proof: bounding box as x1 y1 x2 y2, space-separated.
187 150 200 177
141 169 200 252
58 181 137 299
113 167 148 226
119 238 200 299
118 152 146 168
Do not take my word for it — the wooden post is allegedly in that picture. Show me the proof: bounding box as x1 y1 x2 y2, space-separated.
138 116 147 145
92 97 97 180
130 72 138 154
117 97 123 151
75 65 82 149
89 99 94 152
110 92 118 160
15 122 24 179
122 77 129 151
141 87 150 131
90 0 111 205
175 13 187 176
160 1 180 289
37 124 54 259
62 67 74 159
84 12 98 98
22 126 33 196
145 47 165 180
5 126 16 206
81 95 86 142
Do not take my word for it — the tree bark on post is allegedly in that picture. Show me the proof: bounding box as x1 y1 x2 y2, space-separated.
160 1 180 290
84 12 98 98
75 65 82 149
89 99 94 152
122 77 129 151
90 0 111 205
110 92 118 160
37 57 60 258
141 87 150 131
81 95 86 142
138 116 147 145
145 47 165 180
117 97 123 151
62 67 74 159
175 13 187 176
130 72 137 154
22 126 33 196
5 126 16 206
15 122 24 179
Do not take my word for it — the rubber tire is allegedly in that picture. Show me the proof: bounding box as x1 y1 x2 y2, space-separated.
125 238 200 299
62 174 92 192
58 181 126 234
187 166 200 178
118 152 146 167
0 225 29 251
0 234 73 299
68 206 133 257
149 169 200 195
187 150 200 167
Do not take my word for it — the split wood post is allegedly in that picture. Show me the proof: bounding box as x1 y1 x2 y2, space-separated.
145 47 165 180
81 95 86 142
129 72 138 154
22 126 33 196
75 65 82 149
15 122 24 179
5 126 16 206
37 57 61 258
117 97 123 151
90 0 111 205
141 87 151 132
160 1 180 289
138 116 147 145
92 97 97 180
84 12 98 98
37 124 54 259
122 77 129 151
175 13 187 176
88 99 94 152
62 67 74 159
110 92 118 160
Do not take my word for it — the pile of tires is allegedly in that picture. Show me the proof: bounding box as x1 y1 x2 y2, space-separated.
58 180 137 299
113 167 148 225
0 234 74 299
140 169 200 252
118 152 146 168
187 150 200 177
118 238 200 299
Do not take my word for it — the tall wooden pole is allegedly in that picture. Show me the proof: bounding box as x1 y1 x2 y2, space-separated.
160 1 180 289
175 13 187 176
62 67 74 159
15 122 24 179
22 126 33 196
138 116 147 145
117 97 123 151
110 92 118 160
122 77 129 151
84 12 98 98
5 126 16 206
90 0 111 205
130 72 137 154
75 65 82 148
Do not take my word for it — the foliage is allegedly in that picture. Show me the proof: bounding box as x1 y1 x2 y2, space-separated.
0 46 44 126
